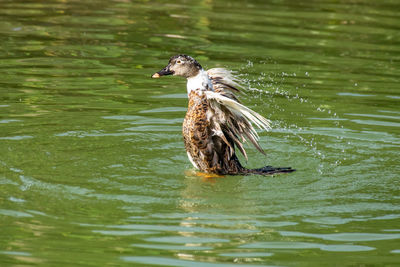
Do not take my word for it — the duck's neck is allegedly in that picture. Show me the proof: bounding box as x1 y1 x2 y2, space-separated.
186 69 213 96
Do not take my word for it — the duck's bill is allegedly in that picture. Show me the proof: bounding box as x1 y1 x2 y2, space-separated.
151 66 173 78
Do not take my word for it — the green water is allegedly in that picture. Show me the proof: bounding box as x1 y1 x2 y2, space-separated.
1 0 400 266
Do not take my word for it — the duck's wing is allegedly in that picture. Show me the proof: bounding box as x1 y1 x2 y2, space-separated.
207 68 243 101
205 91 271 160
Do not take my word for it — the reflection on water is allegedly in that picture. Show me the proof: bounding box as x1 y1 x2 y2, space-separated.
1 0 400 266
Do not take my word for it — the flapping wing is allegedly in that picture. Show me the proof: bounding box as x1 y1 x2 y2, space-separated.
207 68 243 101
205 90 271 161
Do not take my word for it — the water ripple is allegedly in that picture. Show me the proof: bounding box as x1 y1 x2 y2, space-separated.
280 231 400 242
240 241 375 252
104 224 258 235
132 244 213 251
121 256 279 267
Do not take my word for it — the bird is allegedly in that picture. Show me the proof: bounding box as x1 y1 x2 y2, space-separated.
152 54 294 175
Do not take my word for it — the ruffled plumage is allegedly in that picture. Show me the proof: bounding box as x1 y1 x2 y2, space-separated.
205 68 271 160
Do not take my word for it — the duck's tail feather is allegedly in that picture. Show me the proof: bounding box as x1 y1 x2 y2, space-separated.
243 165 295 175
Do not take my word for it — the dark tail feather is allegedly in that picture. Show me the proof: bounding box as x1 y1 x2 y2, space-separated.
245 165 295 175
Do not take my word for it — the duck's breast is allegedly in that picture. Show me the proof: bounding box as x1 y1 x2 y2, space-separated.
182 90 214 171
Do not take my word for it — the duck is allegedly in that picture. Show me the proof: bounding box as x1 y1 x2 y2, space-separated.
152 54 294 175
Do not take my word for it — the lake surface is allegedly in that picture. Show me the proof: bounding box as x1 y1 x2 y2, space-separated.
1 0 399 266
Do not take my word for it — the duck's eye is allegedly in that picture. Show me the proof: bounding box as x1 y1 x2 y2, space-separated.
176 60 182 64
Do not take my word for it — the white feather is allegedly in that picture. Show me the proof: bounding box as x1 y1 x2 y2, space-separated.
207 68 243 89
205 91 271 132
187 69 213 95
187 151 199 169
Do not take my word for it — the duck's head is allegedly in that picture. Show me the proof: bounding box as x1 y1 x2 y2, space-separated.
152 54 203 79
